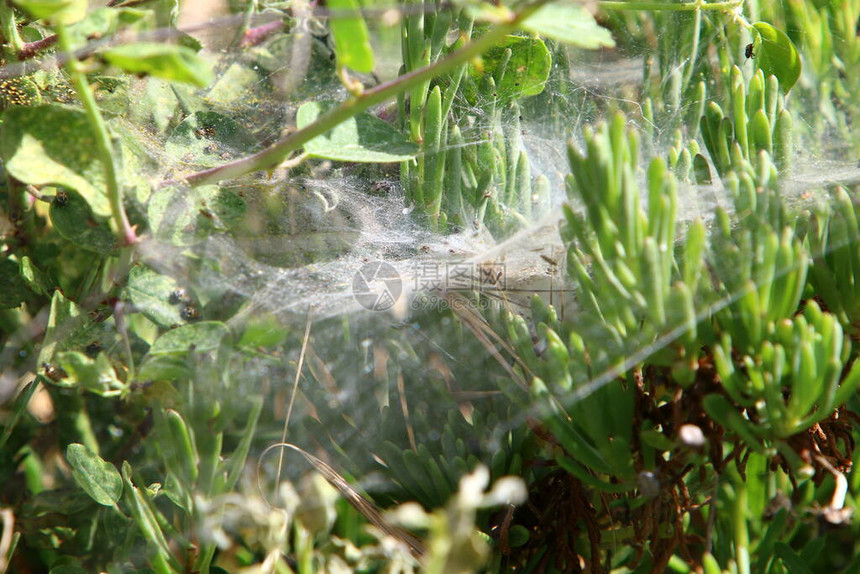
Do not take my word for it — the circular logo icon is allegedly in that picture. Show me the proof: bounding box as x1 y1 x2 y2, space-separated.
352 261 402 311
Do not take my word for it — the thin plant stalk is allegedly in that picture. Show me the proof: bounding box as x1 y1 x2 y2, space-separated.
598 0 743 11
54 24 136 248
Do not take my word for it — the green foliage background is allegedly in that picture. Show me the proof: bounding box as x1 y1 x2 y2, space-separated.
0 0 859 573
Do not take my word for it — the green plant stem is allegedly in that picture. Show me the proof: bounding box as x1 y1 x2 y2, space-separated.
113 297 136 381
682 7 702 88
47 385 100 454
598 0 741 11
729 468 751 574
194 540 218 574
172 0 550 188
0 1 24 56
54 24 136 247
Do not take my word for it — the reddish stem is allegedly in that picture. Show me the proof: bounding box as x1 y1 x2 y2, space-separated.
240 20 286 47
18 34 57 60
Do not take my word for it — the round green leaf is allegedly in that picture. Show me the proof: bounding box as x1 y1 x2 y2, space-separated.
521 4 615 50
238 315 289 348
297 101 418 162
148 184 247 246
481 36 552 99
102 43 214 88
0 76 42 109
507 524 530 548
123 265 186 328
149 321 230 355
230 183 361 268
66 443 123 506
1 104 111 216
136 355 192 384
752 22 801 93
49 189 118 255
165 111 259 169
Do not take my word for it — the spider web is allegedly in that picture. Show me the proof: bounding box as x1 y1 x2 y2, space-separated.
8 0 860 516
130 2 860 321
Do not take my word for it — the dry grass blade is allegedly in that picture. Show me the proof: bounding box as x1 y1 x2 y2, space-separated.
446 292 531 390
260 442 427 559
276 310 313 497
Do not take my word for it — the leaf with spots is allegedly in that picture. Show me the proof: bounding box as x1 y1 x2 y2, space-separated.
123 265 188 328
165 111 259 170
49 189 118 254
1 104 112 216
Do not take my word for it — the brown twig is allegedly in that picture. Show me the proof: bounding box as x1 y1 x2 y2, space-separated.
18 34 57 60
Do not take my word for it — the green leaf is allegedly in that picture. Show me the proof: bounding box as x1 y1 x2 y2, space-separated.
102 43 214 88
507 524 530 548
774 542 814 574
19 256 53 297
1 105 111 217
55 351 124 397
0 257 28 309
640 429 676 451
13 0 86 24
693 153 712 185
121 462 181 570
752 22 801 93
703 394 765 451
38 290 114 367
481 36 552 99
123 265 187 328
0 76 41 108
327 0 375 73
224 397 263 490
297 101 418 162
49 189 118 254
148 184 246 246
67 7 146 45
164 409 199 485
521 3 615 49
148 321 230 355
0 380 37 449
165 111 259 169
136 356 192 385
66 443 123 506
238 315 289 348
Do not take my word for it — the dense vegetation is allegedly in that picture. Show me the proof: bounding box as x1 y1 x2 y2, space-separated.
1 0 859 572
